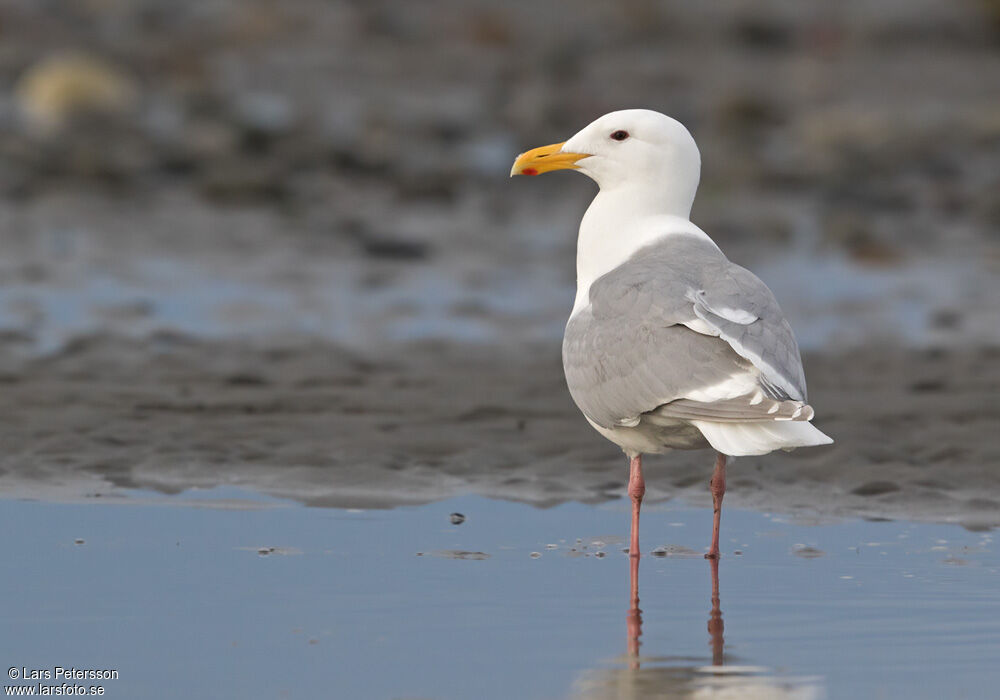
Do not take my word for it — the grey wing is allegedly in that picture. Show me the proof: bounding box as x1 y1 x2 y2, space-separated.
562 236 810 430
688 262 807 402
563 309 755 430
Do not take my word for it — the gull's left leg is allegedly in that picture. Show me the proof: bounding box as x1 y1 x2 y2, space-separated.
627 454 645 558
705 453 727 559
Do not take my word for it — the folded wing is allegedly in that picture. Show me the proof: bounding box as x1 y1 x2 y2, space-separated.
563 235 813 431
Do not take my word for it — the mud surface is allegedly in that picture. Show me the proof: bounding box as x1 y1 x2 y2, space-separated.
1 335 995 530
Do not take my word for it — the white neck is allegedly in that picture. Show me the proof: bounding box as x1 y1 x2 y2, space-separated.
570 184 713 317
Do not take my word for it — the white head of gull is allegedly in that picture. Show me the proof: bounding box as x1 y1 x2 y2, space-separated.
512 109 832 559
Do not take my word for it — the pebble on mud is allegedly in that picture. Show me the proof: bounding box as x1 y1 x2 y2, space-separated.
792 545 826 559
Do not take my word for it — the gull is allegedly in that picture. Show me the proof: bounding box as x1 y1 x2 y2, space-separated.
511 109 832 559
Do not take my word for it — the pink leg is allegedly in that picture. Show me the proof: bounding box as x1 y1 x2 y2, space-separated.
628 454 645 558
705 453 727 559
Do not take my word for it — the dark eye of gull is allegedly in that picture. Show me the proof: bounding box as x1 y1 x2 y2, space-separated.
610 130 629 141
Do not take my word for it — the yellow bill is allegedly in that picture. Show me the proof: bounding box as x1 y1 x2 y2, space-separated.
510 141 590 177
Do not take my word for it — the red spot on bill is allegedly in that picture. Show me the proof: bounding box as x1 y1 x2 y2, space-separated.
522 167 538 176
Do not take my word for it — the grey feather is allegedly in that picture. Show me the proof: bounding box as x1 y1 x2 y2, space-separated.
562 234 808 430
649 396 814 423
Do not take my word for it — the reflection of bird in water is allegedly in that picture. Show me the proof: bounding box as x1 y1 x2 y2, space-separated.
512 110 831 558
707 558 724 668
624 555 724 674
626 555 643 670
572 556 822 700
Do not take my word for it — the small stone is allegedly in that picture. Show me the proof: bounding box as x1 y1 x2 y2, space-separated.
851 481 900 497
73 538 85 545
791 545 825 559
529 552 541 559
449 512 466 525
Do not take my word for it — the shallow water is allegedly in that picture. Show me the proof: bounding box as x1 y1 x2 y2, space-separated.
1 232 997 354
2 489 997 699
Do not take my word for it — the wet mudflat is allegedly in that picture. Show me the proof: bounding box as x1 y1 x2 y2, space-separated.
0 337 997 530
1 489 997 700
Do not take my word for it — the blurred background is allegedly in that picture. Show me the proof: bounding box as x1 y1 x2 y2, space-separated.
1 5 999 698
0 0 996 353
0 0 996 518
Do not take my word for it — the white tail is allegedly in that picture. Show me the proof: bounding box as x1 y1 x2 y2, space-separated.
692 419 833 457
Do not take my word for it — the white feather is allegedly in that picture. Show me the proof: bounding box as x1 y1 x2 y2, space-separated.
692 419 833 457
683 374 759 402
